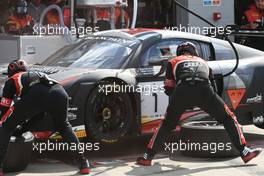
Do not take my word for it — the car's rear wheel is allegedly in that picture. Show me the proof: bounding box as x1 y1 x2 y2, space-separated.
180 121 240 158
85 83 133 143
3 132 34 172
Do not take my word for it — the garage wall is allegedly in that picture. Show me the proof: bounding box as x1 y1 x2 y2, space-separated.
187 0 235 28
175 0 189 27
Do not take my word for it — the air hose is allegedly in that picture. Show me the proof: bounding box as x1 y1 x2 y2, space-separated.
174 0 239 79
38 4 75 43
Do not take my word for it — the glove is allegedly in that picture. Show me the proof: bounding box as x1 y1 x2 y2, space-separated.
36 72 59 86
164 87 174 96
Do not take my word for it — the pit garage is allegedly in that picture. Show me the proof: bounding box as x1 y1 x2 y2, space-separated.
0 0 263 64
0 0 263 175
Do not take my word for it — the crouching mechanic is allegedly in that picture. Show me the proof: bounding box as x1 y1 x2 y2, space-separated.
137 42 262 166
0 60 90 175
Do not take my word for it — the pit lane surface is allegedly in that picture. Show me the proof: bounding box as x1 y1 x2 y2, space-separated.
5 125 264 176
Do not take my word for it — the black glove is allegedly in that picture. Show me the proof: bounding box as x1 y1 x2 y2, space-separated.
36 72 59 86
164 87 174 96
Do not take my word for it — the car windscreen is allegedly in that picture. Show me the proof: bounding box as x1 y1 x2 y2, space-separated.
42 37 136 69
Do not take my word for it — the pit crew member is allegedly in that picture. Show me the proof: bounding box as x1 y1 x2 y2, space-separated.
136 42 262 166
0 60 90 175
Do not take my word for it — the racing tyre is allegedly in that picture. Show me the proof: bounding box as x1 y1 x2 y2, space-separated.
3 132 34 172
180 121 240 158
85 83 133 143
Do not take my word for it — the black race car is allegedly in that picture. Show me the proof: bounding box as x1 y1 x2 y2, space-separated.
2 28 264 144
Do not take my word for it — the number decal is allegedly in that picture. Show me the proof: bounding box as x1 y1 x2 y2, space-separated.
139 81 168 120
152 93 158 113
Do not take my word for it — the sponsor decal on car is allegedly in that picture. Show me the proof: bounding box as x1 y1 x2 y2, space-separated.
86 36 129 44
253 115 264 126
246 93 263 104
227 89 246 110
67 107 78 120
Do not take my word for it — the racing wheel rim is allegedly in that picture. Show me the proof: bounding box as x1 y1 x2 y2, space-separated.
86 83 133 143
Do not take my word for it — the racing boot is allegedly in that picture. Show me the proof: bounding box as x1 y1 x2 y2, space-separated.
136 149 155 166
79 158 90 175
241 146 262 163
136 153 153 166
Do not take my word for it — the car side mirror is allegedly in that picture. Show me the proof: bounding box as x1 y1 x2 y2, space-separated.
149 57 172 77
149 59 168 66
148 56 173 66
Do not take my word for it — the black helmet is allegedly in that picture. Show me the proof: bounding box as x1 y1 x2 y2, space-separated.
8 60 28 78
176 42 199 56
15 0 28 16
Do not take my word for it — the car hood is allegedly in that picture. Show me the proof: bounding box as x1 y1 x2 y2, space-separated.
29 65 98 84
0 64 98 85
30 65 137 86
0 64 134 97
0 63 136 87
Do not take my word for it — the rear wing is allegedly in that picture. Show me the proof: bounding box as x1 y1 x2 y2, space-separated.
230 30 264 37
225 25 264 37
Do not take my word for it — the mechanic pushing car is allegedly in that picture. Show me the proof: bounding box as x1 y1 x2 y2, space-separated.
0 60 90 175
136 42 262 166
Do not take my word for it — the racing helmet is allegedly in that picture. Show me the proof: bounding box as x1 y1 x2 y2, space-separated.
15 0 28 16
176 42 199 56
8 60 28 78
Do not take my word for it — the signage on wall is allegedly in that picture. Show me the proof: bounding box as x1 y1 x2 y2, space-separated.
203 0 221 6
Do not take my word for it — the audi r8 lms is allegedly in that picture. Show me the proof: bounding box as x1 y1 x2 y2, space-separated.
2 28 264 145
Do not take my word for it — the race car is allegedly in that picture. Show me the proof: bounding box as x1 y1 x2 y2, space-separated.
2 28 264 144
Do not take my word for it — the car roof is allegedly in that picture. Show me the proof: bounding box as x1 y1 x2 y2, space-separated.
95 28 264 58
95 28 212 43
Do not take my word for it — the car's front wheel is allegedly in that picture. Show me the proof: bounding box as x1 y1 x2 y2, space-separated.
85 83 133 143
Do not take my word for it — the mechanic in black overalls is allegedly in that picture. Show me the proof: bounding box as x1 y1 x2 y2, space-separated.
0 60 90 175
137 42 262 166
